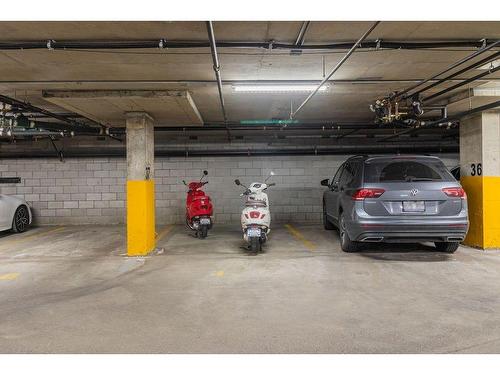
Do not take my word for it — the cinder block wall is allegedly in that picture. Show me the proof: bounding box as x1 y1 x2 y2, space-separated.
0 154 459 226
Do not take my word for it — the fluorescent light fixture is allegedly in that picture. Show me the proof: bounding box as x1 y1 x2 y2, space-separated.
233 84 329 93
477 59 500 70
240 119 299 125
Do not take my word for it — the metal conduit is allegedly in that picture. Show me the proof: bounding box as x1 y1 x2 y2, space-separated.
378 99 500 142
425 65 500 102
0 39 498 51
413 51 500 98
290 21 380 120
206 21 228 124
294 21 311 46
391 40 500 100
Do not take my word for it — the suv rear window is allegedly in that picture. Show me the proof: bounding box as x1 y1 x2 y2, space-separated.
364 159 454 183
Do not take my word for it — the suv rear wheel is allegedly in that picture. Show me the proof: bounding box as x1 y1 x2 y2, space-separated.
435 242 459 253
339 212 359 252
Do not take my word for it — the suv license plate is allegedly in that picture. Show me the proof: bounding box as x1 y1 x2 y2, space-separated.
403 201 425 212
247 228 261 237
200 218 211 225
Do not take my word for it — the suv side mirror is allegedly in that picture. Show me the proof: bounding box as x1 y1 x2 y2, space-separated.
320 179 330 186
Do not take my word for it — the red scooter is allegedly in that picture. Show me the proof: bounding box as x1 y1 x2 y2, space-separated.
183 170 214 238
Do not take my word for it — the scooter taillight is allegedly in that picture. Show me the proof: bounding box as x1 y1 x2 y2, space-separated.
249 211 261 219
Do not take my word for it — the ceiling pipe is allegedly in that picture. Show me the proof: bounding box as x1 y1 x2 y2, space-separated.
425 65 500 102
0 39 497 51
290 21 380 120
0 94 104 134
294 21 311 46
391 40 500 101
0 94 87 129
0 144 459 159
206 21 228 126
2 130 64 137
411 50 500 98
378 99 500 141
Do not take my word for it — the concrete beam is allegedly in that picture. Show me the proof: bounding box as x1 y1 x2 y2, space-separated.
43 90 204 127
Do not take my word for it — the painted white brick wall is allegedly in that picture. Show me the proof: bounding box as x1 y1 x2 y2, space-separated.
0 154 458 226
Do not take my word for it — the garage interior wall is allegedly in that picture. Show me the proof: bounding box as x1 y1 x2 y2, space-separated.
0 153 459 226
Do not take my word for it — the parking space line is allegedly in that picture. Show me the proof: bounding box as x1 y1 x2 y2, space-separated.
0 226 65 247
0 272 20 281
156 225 174 241
284 224 317 251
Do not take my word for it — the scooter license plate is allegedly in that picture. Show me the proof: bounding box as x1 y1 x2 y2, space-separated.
247 228 262 237
200 217 211 225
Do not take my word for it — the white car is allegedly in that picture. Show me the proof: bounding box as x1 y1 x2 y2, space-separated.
0 195 32 232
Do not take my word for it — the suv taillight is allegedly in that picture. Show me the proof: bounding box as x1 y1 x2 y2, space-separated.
442 187 466 198
352 188 385 200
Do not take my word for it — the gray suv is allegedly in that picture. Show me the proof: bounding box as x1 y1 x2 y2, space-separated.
321 155 468 253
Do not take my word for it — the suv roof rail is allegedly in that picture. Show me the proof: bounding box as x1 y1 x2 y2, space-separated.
347 154 370 160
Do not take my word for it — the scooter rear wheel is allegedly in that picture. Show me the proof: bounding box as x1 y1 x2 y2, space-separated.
249 237 261 254
199 225 208 239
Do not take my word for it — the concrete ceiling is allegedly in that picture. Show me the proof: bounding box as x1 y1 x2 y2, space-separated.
0 21 499 125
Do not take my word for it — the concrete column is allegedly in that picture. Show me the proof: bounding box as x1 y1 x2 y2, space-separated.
460 111 500 249
126 112 156 256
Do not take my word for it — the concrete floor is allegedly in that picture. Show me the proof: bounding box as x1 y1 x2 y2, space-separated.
1 223 500 354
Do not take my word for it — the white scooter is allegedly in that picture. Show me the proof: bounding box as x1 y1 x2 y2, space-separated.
234 172 275 253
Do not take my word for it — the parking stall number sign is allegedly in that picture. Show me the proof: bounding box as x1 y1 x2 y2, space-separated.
470 163 482 176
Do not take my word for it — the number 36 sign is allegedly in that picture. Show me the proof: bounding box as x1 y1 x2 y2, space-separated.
470 163 482 176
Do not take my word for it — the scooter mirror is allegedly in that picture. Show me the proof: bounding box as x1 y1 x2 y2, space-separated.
203 170 208 175
234 179 241 186
182 180 187 186
268 182 276 187
265 171 275 182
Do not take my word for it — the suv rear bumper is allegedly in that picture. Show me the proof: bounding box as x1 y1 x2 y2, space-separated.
348 219 469 243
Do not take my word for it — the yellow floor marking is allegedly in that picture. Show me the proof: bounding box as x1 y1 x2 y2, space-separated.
0 226 65 247
284 224 317 251
0 273 20 281
156 225 174 241
215 271 225 277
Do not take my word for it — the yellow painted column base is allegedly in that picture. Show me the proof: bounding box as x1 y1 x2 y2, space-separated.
461 176 500 249
127 179 156 256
